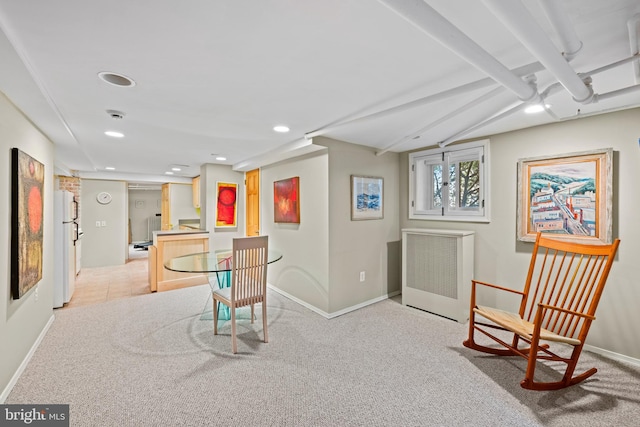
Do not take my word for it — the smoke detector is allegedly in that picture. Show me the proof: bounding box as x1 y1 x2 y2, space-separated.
106 109 126 120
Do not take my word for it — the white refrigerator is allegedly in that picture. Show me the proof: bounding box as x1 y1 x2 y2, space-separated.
54 190 78 308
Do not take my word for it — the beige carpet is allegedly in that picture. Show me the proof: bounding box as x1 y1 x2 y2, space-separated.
7 284 640 426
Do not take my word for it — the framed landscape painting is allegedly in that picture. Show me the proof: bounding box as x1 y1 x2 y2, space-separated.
215 182 238 227
11 148 45 299
516 148 612 244
274 177 300 223
351 175 383 220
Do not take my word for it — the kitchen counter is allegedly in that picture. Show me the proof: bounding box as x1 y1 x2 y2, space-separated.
178 219 200 230
153 229 203 237
149 230 210 292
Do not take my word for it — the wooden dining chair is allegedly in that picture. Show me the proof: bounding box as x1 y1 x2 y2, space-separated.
212 235 269 354
463 232 620 390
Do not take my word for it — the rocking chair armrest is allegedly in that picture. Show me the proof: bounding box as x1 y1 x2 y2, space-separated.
536 303 596 321
472 280 526 296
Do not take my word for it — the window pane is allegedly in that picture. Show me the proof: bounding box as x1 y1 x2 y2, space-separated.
409 139 488 221
458 160 480 208
448 164 456 208
432 164 443 208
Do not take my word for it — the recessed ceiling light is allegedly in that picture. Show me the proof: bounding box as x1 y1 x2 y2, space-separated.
216 156 227 161
524 104 551 114
98 71 136 87
273 125 290 133
165 171 174 175
105 167 115 170
105 131 124 138
171 167 181 171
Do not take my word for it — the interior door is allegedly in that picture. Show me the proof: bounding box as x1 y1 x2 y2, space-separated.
246 168 260 236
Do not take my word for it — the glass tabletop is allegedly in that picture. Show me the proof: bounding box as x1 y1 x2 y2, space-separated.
164 249 282 273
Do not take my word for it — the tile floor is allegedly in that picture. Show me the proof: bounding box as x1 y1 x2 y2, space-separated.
60 245 151 309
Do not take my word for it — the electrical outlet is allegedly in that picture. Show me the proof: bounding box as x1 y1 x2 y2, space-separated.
95 221 101 227
101 221 107 227
359 271 365 282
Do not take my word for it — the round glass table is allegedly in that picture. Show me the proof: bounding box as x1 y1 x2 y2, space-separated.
164 249 282 320
164 249 282 274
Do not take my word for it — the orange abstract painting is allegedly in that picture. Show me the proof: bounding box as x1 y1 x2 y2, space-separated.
274 177 300 223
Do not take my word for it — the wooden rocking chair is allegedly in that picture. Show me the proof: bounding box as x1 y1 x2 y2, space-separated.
463 232 620 390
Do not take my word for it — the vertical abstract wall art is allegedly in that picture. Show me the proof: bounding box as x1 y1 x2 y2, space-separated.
351 175 383 220
215 182 238 227
11 148 45 299
274 177 300 223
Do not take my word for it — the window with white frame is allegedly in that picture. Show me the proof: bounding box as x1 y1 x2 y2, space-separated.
409 139 489 222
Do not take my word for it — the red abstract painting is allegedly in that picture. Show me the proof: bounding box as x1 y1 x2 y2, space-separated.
11 148 44 299
216 182 237 227
274 177 300 223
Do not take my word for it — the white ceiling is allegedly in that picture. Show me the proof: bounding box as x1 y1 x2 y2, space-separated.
0 0 638 184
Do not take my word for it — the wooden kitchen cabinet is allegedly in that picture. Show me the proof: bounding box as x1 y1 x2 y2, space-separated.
161 183 171 230
192 175 200 208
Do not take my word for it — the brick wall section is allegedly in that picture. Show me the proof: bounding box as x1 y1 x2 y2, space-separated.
57 175 82 224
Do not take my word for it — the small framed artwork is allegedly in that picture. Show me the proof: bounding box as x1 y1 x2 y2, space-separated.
216 182 238 227
517 148 613 244
351 175 383 220
274 177 300 223
11 148 45 299
134 200 145 209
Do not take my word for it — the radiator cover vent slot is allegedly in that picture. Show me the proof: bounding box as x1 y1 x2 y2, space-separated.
406 234 457 299
402 229 474 323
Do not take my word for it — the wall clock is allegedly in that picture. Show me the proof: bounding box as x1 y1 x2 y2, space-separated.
96 191 112 205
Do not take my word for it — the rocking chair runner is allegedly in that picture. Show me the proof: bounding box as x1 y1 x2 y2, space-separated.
463 232 620 390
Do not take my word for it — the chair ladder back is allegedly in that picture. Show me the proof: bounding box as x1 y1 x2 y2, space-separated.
523 234 619 343
231 236 268 307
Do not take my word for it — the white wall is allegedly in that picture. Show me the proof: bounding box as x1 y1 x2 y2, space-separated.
168 183 198 228
316 137 401 313
128 189 161 241
0 91 54 400
262 138 401 315
80 179 128 268
400 107 640 360
262 150 331 313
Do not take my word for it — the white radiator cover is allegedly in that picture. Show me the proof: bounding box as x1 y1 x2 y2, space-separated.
402 229 474 323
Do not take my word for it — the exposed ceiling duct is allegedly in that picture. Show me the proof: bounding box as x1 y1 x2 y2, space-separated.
629 13 640 83
537 0 583 60
377 0 541 103
306 61 546 148
376 0 640 149
482 0 593 103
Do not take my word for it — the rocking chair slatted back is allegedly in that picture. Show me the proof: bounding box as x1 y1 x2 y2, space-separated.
521 235 618 344
463 232 620 390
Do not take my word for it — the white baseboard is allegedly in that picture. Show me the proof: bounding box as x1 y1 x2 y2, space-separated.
267 284 400 319
584 344 640 367
0 314 55 403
